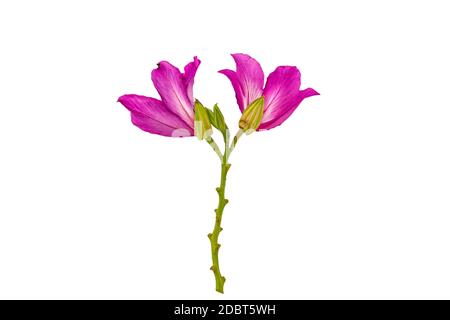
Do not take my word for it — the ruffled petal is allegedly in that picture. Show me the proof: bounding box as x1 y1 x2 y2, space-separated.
182 56 201 106
151 61 195 126
259 87 319 130
219 53 264 112
118 94 194 137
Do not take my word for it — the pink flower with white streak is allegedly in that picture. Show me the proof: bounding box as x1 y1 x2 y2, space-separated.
219 53 319 131
118 57 200 137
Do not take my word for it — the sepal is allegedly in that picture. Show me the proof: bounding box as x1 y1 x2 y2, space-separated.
194 100 213 140
239 96 264 134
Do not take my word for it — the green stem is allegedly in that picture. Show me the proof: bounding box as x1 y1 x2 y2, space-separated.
228 129 244 155
206 137 223 161
208 156 230 293
206 129 244 293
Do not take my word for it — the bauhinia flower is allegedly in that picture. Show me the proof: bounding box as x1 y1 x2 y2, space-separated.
118 57 200 137
219 53 319 132
118 54 319 294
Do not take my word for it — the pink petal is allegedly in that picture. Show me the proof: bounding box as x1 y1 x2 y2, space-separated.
219 53 264 112
118 94 194 137
151 60 195 126
259 87 319 130
262 66 301 117
218 69 244 112
182 56 201 106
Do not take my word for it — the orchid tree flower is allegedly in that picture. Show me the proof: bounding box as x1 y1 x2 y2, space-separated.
219 53 319 145
118 57 200 138
118 54 318 294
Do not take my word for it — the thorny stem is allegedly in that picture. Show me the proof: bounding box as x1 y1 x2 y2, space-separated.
208 158 230 293
206 128 245 293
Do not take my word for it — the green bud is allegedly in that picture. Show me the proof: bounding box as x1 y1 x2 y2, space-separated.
239 96 264 134
205 104 228 139
213 104 227 138
194 100 212 140
206 108 216 127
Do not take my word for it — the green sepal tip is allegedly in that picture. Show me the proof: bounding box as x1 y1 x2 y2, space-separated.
194 100 213 140
239 96 264 134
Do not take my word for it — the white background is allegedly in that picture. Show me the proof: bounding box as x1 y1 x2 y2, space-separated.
1 0 449 299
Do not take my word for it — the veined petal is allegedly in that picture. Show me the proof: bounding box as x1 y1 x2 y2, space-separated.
219 53 264 112
118 94 194 137
151 60 195 126
259 87 319 130
182 56 201 106
262 66 301 118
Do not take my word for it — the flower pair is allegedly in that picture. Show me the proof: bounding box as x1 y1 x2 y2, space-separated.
118 54 319 137
118 53 319 294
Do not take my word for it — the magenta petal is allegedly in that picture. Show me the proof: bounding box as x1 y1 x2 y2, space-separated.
151 61 195 126
299 87 320 99
118 94 194 137
218 69 244 112
182 56 201 106
262 66 302 117
259 87 319 131
219 53 264 112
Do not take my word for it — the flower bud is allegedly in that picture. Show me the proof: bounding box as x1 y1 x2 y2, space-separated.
239 96 264 134
194 100 213 140
213 104 228 138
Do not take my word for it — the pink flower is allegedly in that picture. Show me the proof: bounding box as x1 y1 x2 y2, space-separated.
219 53 319 131
118 57 201 137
